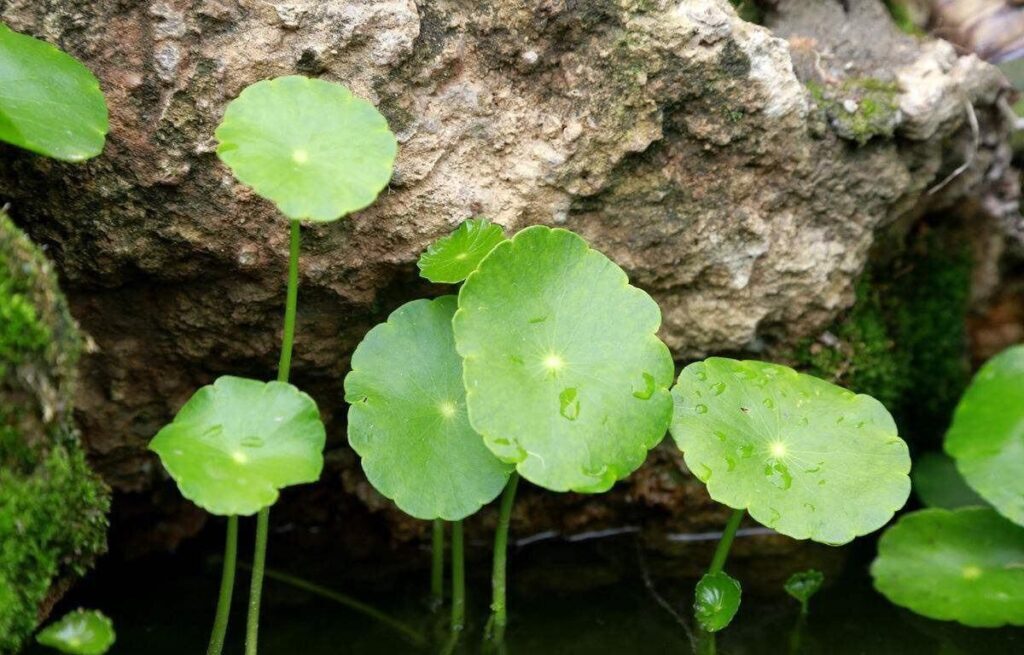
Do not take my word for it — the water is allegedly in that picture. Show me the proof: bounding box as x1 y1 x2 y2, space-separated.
24 531 1024 655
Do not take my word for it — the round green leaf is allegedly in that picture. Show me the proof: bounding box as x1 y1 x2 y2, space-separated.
944 345 1024 526
669 358 911 545
215 75 397 222
784 569 824 607
0 24 108 161
417 218 507 284
871 507 1024 627
36 609 115 655
345 296 512 520
149 376 326 516
694 572 742 633
453 226 675 493
913 451 987 510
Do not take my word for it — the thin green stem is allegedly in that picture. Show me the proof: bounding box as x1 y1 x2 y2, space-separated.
450 520 465 633
237 563 427 647
245 219 301 655
277 219 301 383
245 508 269 655
708 509 744 576
431 519 445 610
486 473 519 645
207 516 238 655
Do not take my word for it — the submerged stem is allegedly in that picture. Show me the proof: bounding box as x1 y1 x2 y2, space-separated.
245 219 301 655
707 509 744 576
450 520 466 633
207 516 238 655
431 519 445 610
486 473 519 645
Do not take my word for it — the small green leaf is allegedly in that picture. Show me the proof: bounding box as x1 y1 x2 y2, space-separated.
452 226 675 493
417 218 507 284
944 344 1024 526
784 569 824 611
913 451 987 510
150 376 326 516
36 609 115 655
871 507 1024 627
345 296 512 520
215 75 397 222
669 358 911 545
694 572 742 633
0 23 108 161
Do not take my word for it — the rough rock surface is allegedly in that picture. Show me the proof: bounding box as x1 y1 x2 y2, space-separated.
0 0 1018 552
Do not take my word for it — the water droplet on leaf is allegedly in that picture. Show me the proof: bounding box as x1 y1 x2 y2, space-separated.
559 387 580 421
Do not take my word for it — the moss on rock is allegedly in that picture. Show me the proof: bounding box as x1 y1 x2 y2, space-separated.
808 77 902 145
0 211 108 654
792 224 972 444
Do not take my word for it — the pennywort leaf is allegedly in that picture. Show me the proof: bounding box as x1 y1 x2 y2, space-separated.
694 572 742 633
345 296 512 520
871 507 1024 628
912 451 987 510
149 376 326 516
453 226 675 493
215 75 397 222
670 358 911 545
0 23 108 161
944 344 1024 526
784 569 824 613
36 609 115 655
417 218 507 284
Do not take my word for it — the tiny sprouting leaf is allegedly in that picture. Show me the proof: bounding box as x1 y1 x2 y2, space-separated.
215 75 397 222
452 226 675 493
912 451 987 510
0 24 108 161
36 609 115 655
669 358 911 545
784 570 824 611
417 218 507 284
149 376 326 516
944 344 1024 526
693 572 742 633
871 507 1024 628
345 296 512 520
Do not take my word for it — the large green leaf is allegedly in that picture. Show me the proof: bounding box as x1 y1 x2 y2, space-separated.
150 376 325 516
944 344 1024 526
36 609 115 655
215 75 397 222
871 507 1024 627
693 572 741 633
417 218 507 284
670 358 910 545
913 451 986 510
345 296 512 520
0 24 108 161
453 226 674 493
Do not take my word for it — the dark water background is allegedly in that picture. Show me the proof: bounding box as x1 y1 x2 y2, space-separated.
24 526 1024 655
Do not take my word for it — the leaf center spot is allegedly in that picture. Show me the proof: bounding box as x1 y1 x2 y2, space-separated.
543 353 565 371
439 401 457 419
231 450 249 464
292 149 309 164
769 441 787 459
961 565 983 581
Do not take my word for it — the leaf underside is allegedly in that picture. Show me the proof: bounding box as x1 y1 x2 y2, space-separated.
670 358 911 545
453 226 675 493
36 609 115 655
215 75 397 222
0 24 108 161
345 296 512 520
150 376 326 516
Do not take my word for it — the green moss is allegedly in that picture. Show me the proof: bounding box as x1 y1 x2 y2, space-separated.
793 226 972 444
0 212 108 652
729 0 764 24
883 1 923 36
808 77 901 145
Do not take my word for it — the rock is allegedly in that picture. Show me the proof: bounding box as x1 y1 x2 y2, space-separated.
0 212 109 653
0 0 1018 554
